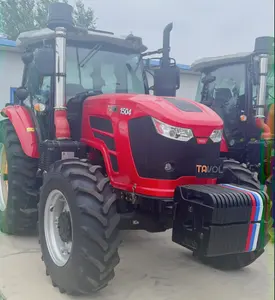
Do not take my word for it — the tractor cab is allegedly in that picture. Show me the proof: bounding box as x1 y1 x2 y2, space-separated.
14 3 180 141
192 37 274 163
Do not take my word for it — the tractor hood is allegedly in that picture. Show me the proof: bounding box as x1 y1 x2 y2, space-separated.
83 93 223 138
128 94 223 137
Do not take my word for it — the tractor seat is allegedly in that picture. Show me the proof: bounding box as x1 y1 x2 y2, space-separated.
214 88 232 103
212 88 233 119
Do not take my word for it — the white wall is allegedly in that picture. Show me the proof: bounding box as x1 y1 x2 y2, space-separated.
0 50 23 108
147 70 200 100
177 72 200 100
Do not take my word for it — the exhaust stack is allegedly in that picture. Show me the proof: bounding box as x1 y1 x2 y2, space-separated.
162 23 173 68
253 36 274 137
253 36 274 119
47 2 74 139
255 54 269 119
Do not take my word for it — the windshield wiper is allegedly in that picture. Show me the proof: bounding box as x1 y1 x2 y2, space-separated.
79 44 102 68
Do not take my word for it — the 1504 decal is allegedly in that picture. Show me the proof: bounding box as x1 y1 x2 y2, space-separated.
120 108 132 116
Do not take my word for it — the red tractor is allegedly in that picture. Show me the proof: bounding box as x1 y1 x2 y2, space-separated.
0 3 269 295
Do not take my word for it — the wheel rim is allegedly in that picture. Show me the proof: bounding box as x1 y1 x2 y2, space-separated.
44 189 73 267
0 143 8 212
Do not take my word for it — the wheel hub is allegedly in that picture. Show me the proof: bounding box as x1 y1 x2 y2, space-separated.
44 189 73 267
58 211 72 243
0 143 8 211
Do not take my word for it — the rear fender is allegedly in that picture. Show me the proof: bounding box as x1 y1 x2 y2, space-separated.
1 105 39 158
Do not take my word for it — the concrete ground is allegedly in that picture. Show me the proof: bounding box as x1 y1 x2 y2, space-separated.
0 230 274 300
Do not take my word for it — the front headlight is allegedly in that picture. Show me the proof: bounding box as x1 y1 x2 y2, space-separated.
152 117 194 142
210 129 223 143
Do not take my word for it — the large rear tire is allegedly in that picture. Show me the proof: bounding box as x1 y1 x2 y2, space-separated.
39 158 121 295
0 119 38 235
199 159 264 270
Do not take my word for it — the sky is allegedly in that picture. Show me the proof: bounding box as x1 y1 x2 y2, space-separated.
80 0 274 65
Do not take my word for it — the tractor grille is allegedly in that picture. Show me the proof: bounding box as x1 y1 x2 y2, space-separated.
128 116 220 179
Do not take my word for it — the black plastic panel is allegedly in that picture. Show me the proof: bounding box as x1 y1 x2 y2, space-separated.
39 140 87 171
164 98 202 112
90 116 113 133
128 116 220 179
67 93 89 141
93 132 116 151
110 154 118 172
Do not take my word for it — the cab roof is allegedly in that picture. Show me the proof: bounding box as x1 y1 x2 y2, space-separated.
16 27 148 53
191 52 252 72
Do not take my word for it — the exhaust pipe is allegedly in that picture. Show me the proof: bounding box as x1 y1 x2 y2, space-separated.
47 3 74 139
254 54 271 138
53 26 71 139
253 36 273 138
254 36 273 119
162 23 173 68
255 54 269 119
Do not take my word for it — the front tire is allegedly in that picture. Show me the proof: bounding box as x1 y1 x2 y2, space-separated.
0 119 38 235
39 158 121 295
199 159 264 270
217 159 260 189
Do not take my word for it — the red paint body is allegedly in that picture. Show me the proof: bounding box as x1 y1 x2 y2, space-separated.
81 94 223 198
4 95 224 198
2 105 39 158
54 110 71 139
220 136 229 153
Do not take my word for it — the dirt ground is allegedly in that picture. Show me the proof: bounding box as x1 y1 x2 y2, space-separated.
0 230 274 300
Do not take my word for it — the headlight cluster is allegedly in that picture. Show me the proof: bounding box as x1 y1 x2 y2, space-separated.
209 129 223 143
152 117 194 142
152 117 222 143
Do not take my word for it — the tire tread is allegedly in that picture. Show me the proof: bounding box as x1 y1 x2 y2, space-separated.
39 159 121 295
0 119 38 235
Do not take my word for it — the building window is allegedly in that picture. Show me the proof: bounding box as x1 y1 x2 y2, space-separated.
10 87 17 104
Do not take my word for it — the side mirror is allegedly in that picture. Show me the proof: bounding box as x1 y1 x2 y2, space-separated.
21 51 34 65
15 87 29 102
200 74 216 105
33 48 55 76
154 64 180 97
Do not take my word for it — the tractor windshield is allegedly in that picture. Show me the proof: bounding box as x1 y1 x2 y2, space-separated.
66 45 146 97
195 63 246 143
195 63 246 118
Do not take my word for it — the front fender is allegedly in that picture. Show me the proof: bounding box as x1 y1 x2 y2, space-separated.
1 105 39 158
